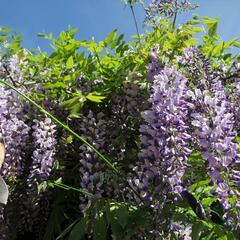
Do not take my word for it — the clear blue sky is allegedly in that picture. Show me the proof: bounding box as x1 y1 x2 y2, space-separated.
0 0 240 52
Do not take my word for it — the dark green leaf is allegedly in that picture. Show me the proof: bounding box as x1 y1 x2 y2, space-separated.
114 205 128 228
191 221 203 240
93 216 107 240
68 218 88 240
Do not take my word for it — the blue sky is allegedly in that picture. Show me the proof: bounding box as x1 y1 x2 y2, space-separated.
1 0 240 52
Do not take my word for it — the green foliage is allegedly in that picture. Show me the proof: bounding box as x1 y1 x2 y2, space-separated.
1 2 240 239
63 199 149 240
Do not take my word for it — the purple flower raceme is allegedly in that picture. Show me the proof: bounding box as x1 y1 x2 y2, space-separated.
0 86 30 180
28 118 57 184
8 53 24 82
107 81 147 168
187 84 240 226
18 117 57 233
176 47 216 90
78 111 108 210
111 82 142 122
229 79 240 133
147 46 165 82
0 55 31 180
0 55 58 238
0 56 32 238
129 66 192 210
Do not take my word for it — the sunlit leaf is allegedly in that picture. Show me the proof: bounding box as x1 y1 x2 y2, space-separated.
66 56 74 69
86 92 107 103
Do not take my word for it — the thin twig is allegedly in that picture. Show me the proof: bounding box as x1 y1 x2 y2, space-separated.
2 65 18 87
130 4 141 42
172 0 178 30
172 11 177 30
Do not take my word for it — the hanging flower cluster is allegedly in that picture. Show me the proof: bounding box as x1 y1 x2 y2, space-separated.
0 56 57 239
78 111 108 210
17 117 56 234
129 66 191 214
134 47 240 234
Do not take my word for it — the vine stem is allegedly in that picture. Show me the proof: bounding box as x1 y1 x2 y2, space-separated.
172 0 178 29
52 182 93 197
172 11 177 29
130 4 141 42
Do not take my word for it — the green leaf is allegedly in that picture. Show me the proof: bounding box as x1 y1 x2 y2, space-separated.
104 29 117 46
192 27 203 32
66 56 74 69
233 41 240 48
37 32 53 40
213 225 226 238
193 14 199 20
37 33 48 38
93 216 107 240
105 201 111 225
189 179 210 192
43 193 66 240
191 221 203 240
111 220 124 240
202 17 219 37
0 26 10 33
86 92 106 103
45 82 67 89
236 136 240 152
66 135 73 144
212 41 224 57
56 219 79 240
114 205 128 228
224 37 238 49
201 197 216 206
217 237 227 240
64 75 72 81
61 96 85 110
68 218 88 240
37 181 48 194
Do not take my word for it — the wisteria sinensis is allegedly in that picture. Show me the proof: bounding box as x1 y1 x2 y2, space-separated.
130 66 191 210
187 78 240 231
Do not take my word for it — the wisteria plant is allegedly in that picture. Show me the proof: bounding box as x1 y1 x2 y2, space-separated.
0 1 240 239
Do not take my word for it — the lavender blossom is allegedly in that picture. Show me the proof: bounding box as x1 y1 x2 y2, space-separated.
18 117 56 233
28 118 56 184
147 46 164 82
229 79 240 133
8 54 24 82
0 55 30 180
130 66 191 211
188 85 240 225
78 111 107 210
176 47 216 90
0 86 30 180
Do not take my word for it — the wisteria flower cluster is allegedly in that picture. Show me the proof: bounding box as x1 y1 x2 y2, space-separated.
132 48 240 235
0 56 57 239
